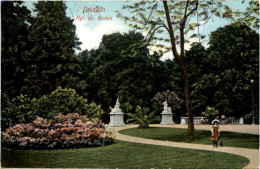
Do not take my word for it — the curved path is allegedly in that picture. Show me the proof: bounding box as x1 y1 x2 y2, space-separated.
108 125 259 169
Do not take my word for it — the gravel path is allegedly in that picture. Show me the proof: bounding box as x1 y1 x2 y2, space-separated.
109 124 259 169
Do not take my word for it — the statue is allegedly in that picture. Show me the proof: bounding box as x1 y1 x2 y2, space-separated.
110 98 121 114
109 98 125 126
114 98 120 109
163 101 168 110
162 100 171 114
161 100 174 124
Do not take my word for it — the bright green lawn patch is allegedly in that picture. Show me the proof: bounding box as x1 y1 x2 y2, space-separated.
2 140 249 168
119 127 259 149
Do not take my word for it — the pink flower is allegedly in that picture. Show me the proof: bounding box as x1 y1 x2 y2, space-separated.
48 129 56 136
99 133 105 139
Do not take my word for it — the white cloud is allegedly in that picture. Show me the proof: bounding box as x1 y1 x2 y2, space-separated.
74 19 126 51
161 51 174 61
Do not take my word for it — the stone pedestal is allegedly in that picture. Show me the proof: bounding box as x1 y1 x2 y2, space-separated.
109 113 125 126
160 101 174 125
180 117 187 124
109 98 125 127
161 113 174 125
239 117 244 124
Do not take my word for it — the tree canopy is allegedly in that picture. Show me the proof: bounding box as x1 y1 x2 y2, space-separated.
191 21 259 118
116 0 236 140
77 31 171 123
23 1 81 98
1 1 32 98
236 0 259 30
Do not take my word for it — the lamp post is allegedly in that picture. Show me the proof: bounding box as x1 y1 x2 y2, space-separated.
250 79 255 125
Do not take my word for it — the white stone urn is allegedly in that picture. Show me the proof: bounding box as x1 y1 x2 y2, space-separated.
160 101 174 125
109 98 125 127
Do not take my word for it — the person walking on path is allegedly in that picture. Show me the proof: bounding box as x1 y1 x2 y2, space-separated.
210 123 220 147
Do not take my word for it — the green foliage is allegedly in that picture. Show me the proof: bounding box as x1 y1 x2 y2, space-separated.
191 22 259 117
184 43 207 83
207 22 258 74
117 1 234 53
1 87 104 130
82 31 149 112
31 87 104 121
126 105 154 128
3 0 258 130
201 106 219 121
1 2 32 98
1 94 34 130
2 1 84 99
22 1 81 98
117 1 236 140
235 0 259 30
85 103 105 122
100 31 149 57
79 31 168 123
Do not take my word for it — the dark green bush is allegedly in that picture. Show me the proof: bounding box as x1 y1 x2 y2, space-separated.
1 93 34 130
31 87 104 120
1 87 104 130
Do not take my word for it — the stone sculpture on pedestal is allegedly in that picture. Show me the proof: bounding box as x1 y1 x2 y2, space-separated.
109 98 125 127
161 101 174 125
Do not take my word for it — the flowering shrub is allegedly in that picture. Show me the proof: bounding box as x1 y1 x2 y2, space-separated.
153 90 183 109
2 113 113 150
1 87 104 131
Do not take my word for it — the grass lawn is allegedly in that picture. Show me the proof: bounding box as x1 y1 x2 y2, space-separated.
119 127 259 149
2 140 249 168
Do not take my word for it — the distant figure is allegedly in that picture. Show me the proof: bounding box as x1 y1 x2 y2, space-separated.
210 123 220 147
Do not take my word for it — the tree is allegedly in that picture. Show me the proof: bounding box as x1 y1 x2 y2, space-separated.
1 93 33 130
115 54 164 116
1 1 32 98
236 0 259 30
117 0 234 140
24 1 81 98
192 22 259 118
31 87 104 121
184 44 208 116
153 90 183 109
79 31 169 123
201 106 219 122
99 31 149 58
184 43 208 86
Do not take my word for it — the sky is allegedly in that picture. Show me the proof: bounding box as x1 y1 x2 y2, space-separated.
66 1 129 50
24 1 249 60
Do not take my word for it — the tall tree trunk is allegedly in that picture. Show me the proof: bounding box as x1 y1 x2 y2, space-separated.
163 1 195 140
178 57 195 140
